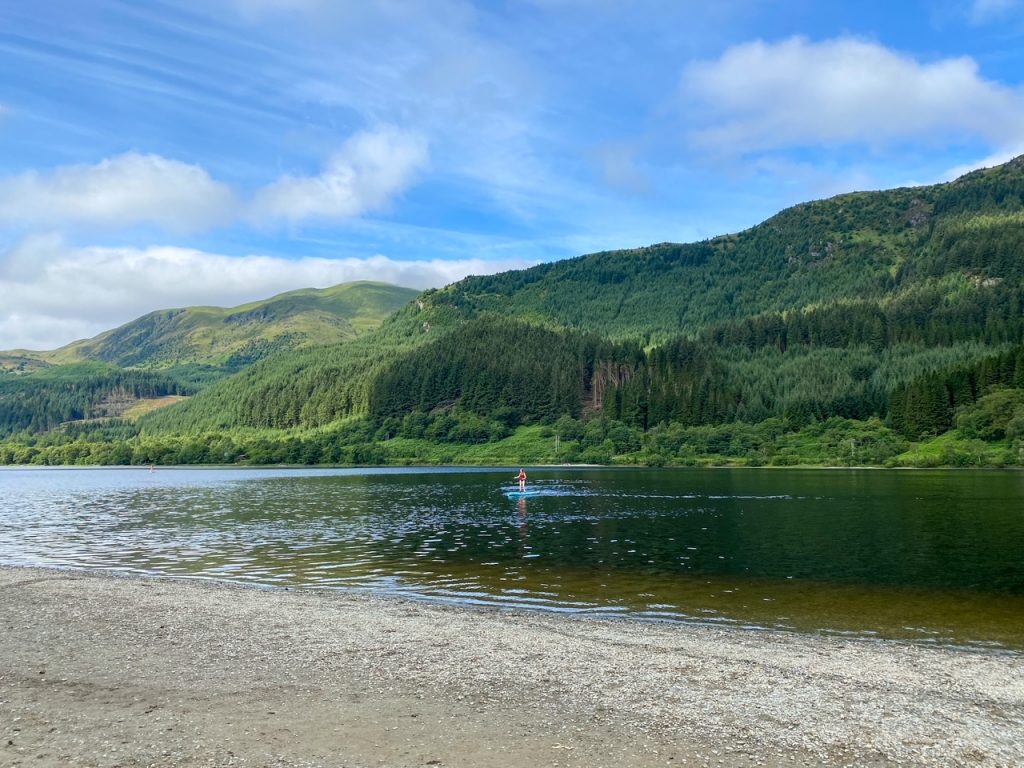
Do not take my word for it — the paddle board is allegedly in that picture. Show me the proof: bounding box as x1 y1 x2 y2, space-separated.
505 489 541 498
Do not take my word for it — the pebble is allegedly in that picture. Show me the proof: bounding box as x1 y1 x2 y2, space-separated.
2 566 1022 767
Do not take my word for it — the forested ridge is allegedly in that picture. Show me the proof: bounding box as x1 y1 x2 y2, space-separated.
0 282 418 439
435 158 1024 340
5 157 1024 467
0 363 192 437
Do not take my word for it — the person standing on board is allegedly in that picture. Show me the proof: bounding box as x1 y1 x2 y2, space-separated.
517 468 527 491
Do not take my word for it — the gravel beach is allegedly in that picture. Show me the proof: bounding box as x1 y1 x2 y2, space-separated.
1 566 1022 767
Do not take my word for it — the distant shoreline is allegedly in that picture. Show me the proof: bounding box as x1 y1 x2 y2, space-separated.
2 461 1020 471
3 565 1022 767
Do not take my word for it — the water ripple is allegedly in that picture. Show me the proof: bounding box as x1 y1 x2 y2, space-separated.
2 466 1024 650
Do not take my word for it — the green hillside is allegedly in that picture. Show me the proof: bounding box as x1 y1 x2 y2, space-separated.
424 156 1024 339
153 157 1023 423
2 281 419 370
0 282 418 438
6 157 1024 467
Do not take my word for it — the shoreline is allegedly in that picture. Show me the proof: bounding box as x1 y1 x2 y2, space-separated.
3 566 1022 767
3 462 1022 471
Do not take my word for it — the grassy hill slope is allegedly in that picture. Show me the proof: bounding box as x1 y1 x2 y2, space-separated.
0 282 419 438
2 281 419 371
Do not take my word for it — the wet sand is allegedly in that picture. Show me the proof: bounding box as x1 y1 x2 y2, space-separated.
1 566 1022 767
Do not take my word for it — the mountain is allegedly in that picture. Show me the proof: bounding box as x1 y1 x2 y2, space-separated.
138 156 1024 439
0 282 418 437
421 156 1024 340
6 157 1024 467
1 281 419 372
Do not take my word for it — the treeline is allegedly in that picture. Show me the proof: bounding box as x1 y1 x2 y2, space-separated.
912 212 1024 280
0 365 192 437
2 420 377 467
142 310 1024 448
889 347 1024 438
429 224 905 342
0 413 906 468
6 385 1024 468
603 336 1024 443
138 333 420 433
596 333 1014 434
367 318 598 425
701 284 1024 353
602 343 836 430
0 409 512 467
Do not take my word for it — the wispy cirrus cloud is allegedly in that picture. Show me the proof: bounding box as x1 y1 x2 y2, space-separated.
227 0 561 218
251 126 430 224
0 233 533 350
682 36 1024 156
228 0 325 17
0 152 238 234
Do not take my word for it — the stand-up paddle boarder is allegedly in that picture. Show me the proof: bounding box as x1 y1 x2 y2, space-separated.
517 467 527 492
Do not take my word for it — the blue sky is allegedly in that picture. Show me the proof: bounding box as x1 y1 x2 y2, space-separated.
2 0 1024 349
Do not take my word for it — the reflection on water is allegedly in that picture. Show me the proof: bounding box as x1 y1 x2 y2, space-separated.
2 466 1024 650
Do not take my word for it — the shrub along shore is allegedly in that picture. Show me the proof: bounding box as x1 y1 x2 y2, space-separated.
2 408 1022 468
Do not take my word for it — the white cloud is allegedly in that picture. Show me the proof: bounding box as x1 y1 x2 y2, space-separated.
682 37 1024 155
969 0 1019 23
252 126 429 224
0 152 237 233
939 141 1024 181
0 130 430 235
0 235 531 351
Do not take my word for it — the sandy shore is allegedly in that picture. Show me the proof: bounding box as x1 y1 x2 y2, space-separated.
1 567 1022 767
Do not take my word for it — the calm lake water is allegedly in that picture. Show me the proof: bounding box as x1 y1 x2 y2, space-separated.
2 466 1023 650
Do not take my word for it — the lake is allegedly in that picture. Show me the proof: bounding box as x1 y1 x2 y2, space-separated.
2 466 1023 650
